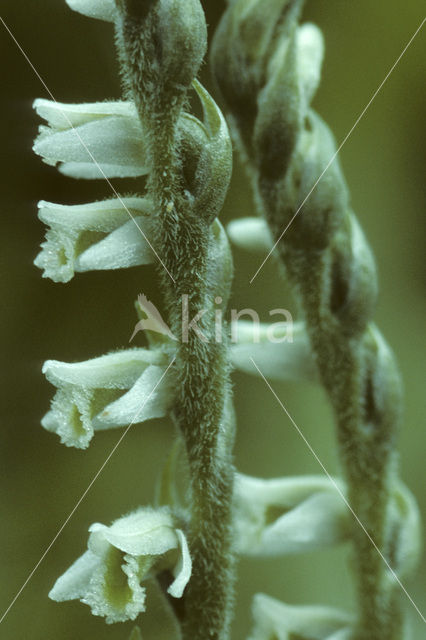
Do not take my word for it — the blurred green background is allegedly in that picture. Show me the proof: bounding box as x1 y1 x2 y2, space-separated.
0 1 424 638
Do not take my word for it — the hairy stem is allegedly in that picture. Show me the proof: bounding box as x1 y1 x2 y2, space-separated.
115 2 236 637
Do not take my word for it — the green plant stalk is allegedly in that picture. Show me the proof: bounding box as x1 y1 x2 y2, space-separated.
115 2 236 638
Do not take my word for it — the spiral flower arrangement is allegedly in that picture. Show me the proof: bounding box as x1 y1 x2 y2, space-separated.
30 1 421 639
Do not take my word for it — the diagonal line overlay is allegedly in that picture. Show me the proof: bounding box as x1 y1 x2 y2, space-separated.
0 15 175 283
250 357 426 624
0 357 176 625
250 16 425 283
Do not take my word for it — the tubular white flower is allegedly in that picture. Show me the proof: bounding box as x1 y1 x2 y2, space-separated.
248 593 353 640
65 0 116 22
42 349 173 449
49 507 192 624
33 100 148 179
226 217 273 253
230 320 318 382
34 198 155 282
234 474 349 556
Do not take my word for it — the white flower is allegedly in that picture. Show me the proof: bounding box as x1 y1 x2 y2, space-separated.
42 349 173 449
65 0 116 22
34 197 155 282
230 321 318 382
234 474 349 556
248 593 353 640
33 100 148 179
226 217 273 253
49 507 191 624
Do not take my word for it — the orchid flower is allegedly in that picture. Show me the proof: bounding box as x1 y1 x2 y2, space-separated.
49 507 191 623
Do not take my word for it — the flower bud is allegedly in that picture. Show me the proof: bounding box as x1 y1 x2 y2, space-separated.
116 0 207 114
211 0 303 152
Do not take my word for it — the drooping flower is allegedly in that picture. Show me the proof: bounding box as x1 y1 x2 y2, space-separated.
49 507 191 624
33 100 148 179
34 197 155 283
247 593 353 640
42 349 173 449
234 473 349 556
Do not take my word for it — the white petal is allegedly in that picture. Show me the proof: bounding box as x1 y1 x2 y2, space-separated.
33 99 136 129
249 593 353 640
33 116 148 179
66 0 116 22
89 508 178 557
231 321 317 382
43 350 166 389
296 23 324 108
226 217 272 252
49 550 99 602
75 217 155 271
167 529 192 598
93 365 173 428
37 197 150 232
